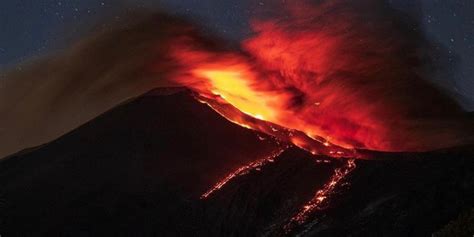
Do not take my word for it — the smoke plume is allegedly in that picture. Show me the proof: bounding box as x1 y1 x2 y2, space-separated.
1 1 473 158
0 12 209 158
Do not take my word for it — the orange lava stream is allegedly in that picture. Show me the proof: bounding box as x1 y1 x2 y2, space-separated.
200 147 288 199
285 159 357 230
194 94 363 159
196 93 358 230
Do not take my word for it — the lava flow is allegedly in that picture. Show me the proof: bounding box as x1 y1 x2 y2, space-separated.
169 44 362 158
285 159 357 231
201 146 288 199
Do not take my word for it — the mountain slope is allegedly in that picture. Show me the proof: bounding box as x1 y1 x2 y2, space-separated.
0 89 281 235
0 89 473 236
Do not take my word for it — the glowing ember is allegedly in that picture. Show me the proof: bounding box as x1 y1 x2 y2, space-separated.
201 146 288 199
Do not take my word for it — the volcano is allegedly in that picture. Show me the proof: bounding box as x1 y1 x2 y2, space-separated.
0 89 473 236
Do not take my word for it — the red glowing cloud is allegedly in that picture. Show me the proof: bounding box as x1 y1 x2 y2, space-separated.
167 0 473 155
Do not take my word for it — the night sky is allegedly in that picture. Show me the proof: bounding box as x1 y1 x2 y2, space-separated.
1 0 473 109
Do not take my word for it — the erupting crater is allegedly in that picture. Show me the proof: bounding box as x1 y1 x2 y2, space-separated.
150 0 474 231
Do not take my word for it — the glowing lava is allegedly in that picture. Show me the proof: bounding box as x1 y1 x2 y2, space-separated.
194 69 279 121
199 142 357 231
201 146 288 199
170 44 361 157
285 159 357 231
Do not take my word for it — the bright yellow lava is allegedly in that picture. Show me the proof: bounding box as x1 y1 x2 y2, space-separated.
195 70 277 121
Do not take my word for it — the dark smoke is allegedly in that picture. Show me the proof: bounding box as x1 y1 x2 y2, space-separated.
0 12 211 158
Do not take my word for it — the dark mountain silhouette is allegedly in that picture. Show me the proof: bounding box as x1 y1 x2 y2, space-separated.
1 89 473 236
